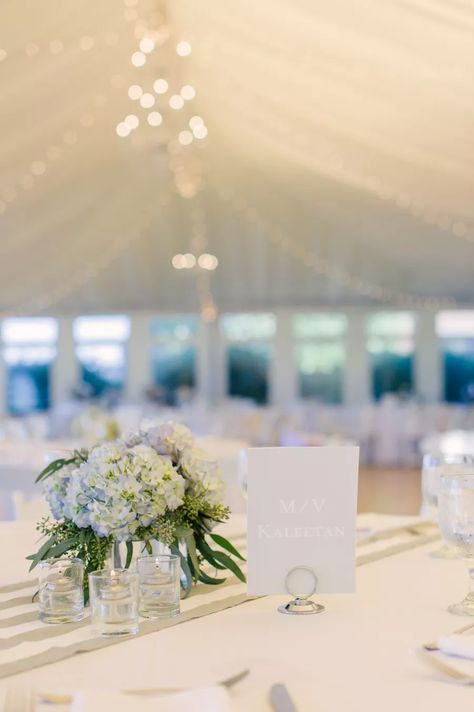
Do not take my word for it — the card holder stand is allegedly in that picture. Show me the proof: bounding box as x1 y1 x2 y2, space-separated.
278 566 325 615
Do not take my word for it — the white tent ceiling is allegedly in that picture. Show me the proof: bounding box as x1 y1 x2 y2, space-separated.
0 0 473 315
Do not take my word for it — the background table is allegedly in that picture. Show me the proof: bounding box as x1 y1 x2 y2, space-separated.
0 515 472 711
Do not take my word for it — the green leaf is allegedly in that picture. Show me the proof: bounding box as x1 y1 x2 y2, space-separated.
184 534 200 574
171 543 193 596
125 541 134 569
211 550 246 583
210 533 246 561
195 536 226 570
45 538 77 559
35 456 80 484
35 459 66 483
28 534 58 571
198 570 227 585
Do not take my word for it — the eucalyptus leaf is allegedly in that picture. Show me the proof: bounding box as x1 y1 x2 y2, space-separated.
184 533 200 574
198 570 227 585
171 543 193 594
210 533 246 561
125 541 134 569
211 550 246 583
35 458 67 483
195 535 226 570
45 538 77 559
28 534 58 571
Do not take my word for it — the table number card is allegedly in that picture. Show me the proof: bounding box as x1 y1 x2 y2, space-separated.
246 447 359 596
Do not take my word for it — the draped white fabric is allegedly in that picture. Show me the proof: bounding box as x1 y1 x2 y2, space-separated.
0 0 473 313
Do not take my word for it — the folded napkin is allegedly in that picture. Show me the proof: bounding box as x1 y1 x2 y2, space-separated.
71 686 231 711
437 635 474 660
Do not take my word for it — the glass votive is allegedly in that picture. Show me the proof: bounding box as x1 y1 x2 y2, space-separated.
137 555 180 619
38 557 84 624
89 568 139 637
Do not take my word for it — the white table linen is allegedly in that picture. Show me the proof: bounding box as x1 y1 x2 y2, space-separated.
0 514 473 711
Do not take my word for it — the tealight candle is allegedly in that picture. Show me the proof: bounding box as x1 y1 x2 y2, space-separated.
38 558 84 624
137 555 180 619
89 569 139 637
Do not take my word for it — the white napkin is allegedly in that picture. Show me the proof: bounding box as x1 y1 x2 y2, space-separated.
71 686 232 712
437 634 474 660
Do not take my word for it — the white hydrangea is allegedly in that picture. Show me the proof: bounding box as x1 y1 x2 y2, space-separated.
146 422 195 458
179 447 225 505
43 462 76 520
48 440 186 541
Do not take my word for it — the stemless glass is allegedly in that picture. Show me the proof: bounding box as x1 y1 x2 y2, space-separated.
137 555 180 619
438 473 474 616
38 557 84 624
89 569 139 636
421 453 474 558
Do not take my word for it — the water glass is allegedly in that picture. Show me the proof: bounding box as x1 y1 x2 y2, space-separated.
137 555 180 619
38 558 84 624
89 569 139 636
438 473 474 615
421 453 474 558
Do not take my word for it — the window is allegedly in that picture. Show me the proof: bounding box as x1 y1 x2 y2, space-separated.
437 311 474 403
294 313 347 403
1 317 58 415
221 313 275 404
74 315 130 397
151 316 198 405
367 312 415 400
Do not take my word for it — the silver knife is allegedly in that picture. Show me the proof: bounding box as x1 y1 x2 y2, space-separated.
269 683 298 712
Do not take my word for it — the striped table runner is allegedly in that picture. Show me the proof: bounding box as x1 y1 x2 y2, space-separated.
0 521 439 678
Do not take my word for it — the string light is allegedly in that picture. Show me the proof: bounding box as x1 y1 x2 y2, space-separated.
172 252 218 270
169 94 185 110
198 253 218 270
139 92 155 108
131 51 146 67
116 122 130 138
128 84 143 100
192 124 208 140
176 41 191 57
124 114 139 129
153 78 168 94
147 111 162 127
189 116 203 130
180 85 196 100
79 36 94 51
30 161 46 176
25 43 39 57
178 130 193 145
139 38 155 54
214 179 456 309
1 195 170 318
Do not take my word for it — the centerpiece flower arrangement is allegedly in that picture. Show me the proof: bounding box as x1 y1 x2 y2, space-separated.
28 423 245 600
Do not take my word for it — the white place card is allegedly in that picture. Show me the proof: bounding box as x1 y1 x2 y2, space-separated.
245 446 359 595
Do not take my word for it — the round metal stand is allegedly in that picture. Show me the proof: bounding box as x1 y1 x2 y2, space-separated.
278 566 325 616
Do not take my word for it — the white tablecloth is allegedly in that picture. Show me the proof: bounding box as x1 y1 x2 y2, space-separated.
0 515 472 711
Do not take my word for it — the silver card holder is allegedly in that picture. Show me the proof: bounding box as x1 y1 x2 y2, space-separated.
278 566 325 615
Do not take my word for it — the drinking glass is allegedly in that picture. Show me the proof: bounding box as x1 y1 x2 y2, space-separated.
38 557 84 624
89 569 139 636
421 453 474 558
438 473 474 616
137 555 180 619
